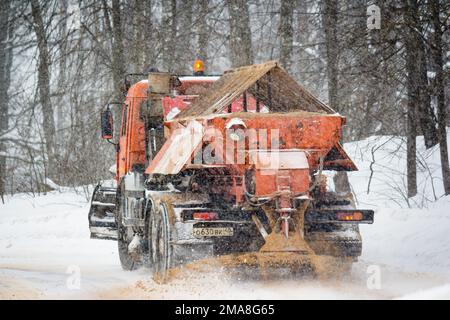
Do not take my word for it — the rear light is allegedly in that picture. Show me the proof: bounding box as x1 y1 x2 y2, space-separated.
337 211 363 221
305 209 374 224
193 212 219 221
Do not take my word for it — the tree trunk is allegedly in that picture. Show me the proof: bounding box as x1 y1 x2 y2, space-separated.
102 0 113 48
355 0 376 140
31 0 57 181
405 20 418 198
226 0 253 67
196 0 209 65
404 0 420 198
322 0 339 113
406 0 438 149
161 0 177 72
406 104 418 198
417 42 438 149
55 0 68 185
0 0 12 201
322 0 351 194
278 0 294 72
143 0 156 67
430 0 450 194
111 0 126 136
178 0 194 73
132 0 145 72
57 0 68 137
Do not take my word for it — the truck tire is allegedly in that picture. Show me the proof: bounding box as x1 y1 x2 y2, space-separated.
116 182 141 271
149 201 172 283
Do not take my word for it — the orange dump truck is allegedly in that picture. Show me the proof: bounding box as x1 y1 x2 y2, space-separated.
89 61 374 280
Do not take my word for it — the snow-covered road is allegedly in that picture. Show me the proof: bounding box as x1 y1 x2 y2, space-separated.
1 135 450 299
0 188 449 299
0 263 448 299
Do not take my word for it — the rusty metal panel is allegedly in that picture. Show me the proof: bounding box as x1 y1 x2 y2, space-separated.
148 72 171 94
323 142 358 171
176 61 335 118
254 169 311 196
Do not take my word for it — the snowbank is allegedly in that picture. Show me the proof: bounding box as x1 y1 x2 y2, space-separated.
0 189 117 270
339 134 450 279
0 189 146 299
360 196 450 277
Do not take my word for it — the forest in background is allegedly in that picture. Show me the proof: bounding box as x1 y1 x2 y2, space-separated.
0 0 449 204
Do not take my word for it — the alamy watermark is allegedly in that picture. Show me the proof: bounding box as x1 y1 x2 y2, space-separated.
366 265 381 290
66 265 81 290
167 120 282 171
367 4 381 30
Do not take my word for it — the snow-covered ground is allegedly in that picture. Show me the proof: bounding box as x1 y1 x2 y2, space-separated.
346 134 450 281
1 134 450 299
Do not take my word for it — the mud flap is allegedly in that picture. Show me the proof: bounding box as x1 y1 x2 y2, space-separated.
88 184 118 240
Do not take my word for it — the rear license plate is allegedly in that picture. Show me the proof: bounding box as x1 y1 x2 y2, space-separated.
192 227 234 237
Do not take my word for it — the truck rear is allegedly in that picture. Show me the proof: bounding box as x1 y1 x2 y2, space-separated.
89 61 374 281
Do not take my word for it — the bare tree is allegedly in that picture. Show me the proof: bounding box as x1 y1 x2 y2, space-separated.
161 0 178 72
111 0 126 134
31 0 57 181
403 0 440 197
56 0 68 137
0 0 12 202
429 0 450 194
226 0 253 67
321 0 351 194
143 0 156 67
322 0 339 112
278 0 294 71
196 0 209 65
405 0 438 150
131 0 145 72
177 0 194 73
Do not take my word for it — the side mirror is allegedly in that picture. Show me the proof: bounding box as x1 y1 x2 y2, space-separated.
101 108 113 139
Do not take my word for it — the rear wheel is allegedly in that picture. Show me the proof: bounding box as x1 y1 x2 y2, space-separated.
117 182 141 271
149 201 172 283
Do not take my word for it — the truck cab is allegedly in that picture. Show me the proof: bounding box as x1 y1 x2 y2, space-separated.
116 75 219 179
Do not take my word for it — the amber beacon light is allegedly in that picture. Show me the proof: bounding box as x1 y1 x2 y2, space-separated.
193 59 204 75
